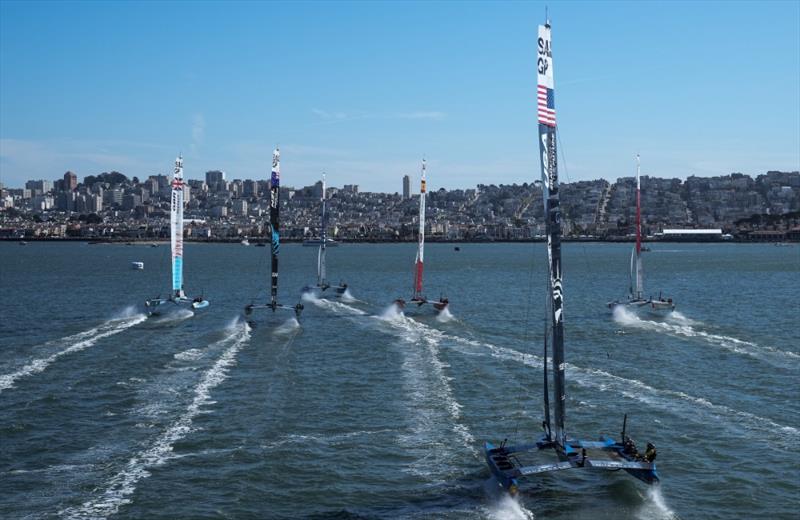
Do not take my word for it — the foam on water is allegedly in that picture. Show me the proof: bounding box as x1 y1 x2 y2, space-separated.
60 322 251 519
173 348 204 361
613 306 799 366
0 312 147 393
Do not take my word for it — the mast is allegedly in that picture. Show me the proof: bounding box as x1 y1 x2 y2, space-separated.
170 155 185 299
269 148 281 308
634 155 643 299
413 160 427 299
537 21 566 449
318 173 327 288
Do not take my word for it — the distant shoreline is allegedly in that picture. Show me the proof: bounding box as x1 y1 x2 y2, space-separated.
2 237 796 244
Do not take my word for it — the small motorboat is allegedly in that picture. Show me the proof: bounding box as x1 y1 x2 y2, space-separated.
131 261 144 270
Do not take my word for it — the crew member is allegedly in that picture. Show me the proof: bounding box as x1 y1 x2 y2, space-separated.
643 442 657 462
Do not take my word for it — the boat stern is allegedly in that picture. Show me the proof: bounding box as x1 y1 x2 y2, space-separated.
484 442 520 494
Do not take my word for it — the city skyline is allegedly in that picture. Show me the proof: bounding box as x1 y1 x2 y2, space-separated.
1 1 798 190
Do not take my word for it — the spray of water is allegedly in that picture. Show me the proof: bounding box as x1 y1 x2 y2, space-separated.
635 486 679 520
274 317 300 335
378 303 405 322
340 288 357 302
435 307 456 323
301 291 320 304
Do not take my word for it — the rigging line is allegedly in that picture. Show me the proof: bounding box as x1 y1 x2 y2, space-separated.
512 239 540 443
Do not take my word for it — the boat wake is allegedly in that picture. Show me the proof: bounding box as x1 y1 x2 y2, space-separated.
302 292 367 315
444 339 799 449
262 428 394 450
374 310 477 481
613 307 799 367
60 320 251 519
0 309 147 394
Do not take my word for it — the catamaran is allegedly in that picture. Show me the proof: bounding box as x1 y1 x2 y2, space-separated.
394 160 449 313
145 155 209 315
485 20 660 495
244 147 304 319
607 156 675 314
303 173 348 296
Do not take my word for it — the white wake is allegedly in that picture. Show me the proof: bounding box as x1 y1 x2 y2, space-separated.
60 321 251 519
0 310 147 394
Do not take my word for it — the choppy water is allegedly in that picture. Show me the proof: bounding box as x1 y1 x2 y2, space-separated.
1 241 798 519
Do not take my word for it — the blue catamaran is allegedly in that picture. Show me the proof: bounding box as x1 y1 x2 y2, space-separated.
145 155 209 315
484 20 659 495
244 148 304 319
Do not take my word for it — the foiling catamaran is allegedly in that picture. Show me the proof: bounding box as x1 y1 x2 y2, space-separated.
145 155 209 315
485 20 660 495
244 148 304 319
607 156 675 314
394 160 449 313
302 173 348 296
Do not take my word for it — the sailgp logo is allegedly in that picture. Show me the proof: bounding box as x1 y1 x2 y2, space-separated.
537 36 551 75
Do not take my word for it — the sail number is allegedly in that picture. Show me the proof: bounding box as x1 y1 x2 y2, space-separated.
537 37 551 75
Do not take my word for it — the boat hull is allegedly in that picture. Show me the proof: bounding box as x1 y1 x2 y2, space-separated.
608 298 675 316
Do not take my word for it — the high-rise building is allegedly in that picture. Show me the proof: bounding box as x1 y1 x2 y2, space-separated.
25 180 52 195
63 171 78 191
205 170 226 191
403 175 411 199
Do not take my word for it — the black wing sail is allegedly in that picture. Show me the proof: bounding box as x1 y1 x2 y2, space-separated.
270 148 281 308
536 21 567 450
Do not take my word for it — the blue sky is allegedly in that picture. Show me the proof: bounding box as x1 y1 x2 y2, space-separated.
1 0 798 191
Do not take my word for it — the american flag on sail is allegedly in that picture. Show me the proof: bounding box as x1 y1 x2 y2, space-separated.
538 84 556 127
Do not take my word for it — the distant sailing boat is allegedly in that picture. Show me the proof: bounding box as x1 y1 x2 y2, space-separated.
244 147 304 318
485 19 659 495
303 173 348 296
607 156 675 314
394 160 449 313
145 155 209 315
